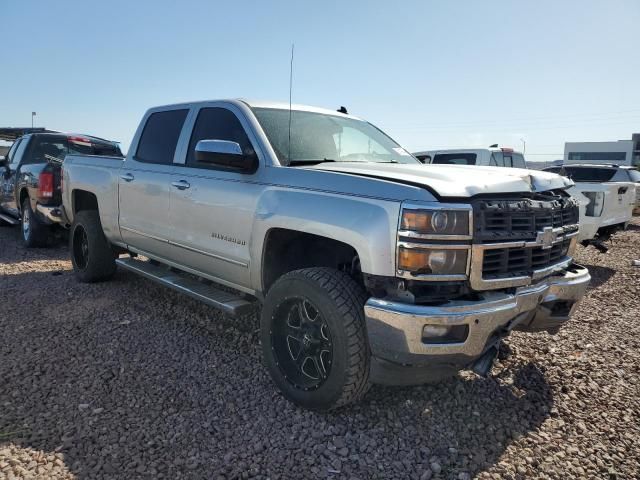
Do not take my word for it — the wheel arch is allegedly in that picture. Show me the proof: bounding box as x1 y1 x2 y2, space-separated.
71 189 99 215
260 228 362 294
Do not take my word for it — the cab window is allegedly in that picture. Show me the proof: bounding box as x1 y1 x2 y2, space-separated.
432 153 476 165
136 109 189 165
511 154 526 168
185 107 254 168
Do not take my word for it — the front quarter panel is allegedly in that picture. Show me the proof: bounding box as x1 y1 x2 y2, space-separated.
250 187 401 291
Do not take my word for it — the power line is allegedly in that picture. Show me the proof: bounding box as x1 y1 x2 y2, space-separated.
389 119 640 133
382 108 640 129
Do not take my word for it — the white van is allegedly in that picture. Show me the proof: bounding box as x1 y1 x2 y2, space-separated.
413 147 527 169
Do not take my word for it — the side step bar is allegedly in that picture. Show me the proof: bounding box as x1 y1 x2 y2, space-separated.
0 213 20 225
115 257 255 317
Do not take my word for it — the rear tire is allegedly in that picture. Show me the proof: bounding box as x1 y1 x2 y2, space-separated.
261 268 370 411
20 198 49 247
70 210 116 282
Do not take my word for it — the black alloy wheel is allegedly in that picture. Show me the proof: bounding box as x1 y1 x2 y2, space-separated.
271 297 333 391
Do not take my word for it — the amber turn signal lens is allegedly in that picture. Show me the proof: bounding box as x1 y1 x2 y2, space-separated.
401 211 431 232
398 248 430 271
398 247 468 275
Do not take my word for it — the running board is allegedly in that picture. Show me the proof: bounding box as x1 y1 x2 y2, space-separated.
0 213 19 225
115 257 254 317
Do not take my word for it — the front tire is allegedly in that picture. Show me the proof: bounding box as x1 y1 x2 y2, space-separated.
21 198 49 247
261 268 370 411
69 210 116 282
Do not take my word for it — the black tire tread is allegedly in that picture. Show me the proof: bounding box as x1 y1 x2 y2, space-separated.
21 198 49 247
271 267 370 410
70 210 116 283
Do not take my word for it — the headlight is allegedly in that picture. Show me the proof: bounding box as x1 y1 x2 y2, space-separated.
400 209 470 236
583 191 604 217
398 247 468 275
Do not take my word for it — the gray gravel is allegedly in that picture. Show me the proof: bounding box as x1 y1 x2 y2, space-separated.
1 221 639 479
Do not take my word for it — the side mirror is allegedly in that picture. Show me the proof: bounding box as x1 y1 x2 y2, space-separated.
194 140 258 173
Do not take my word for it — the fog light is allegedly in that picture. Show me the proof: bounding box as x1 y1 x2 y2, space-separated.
422 324 469 344
423 325 450 338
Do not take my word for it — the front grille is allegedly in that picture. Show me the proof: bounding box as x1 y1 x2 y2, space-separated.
473 193 579 243
482 240 571 279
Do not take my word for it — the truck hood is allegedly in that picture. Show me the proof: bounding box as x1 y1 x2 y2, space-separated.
309 163 573 197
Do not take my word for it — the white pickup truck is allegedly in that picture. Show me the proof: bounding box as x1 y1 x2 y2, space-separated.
413 147 527 168
544 164 638 244
61 99 590 410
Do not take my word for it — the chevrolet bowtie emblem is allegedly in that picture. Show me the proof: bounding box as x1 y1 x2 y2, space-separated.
536 226 558 250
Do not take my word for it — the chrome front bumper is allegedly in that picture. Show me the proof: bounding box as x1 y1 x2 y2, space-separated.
365 264 590 375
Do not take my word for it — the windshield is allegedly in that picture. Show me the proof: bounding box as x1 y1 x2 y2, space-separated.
252 108 419 165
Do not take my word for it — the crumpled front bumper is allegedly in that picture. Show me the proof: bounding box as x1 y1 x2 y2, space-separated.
364 264 590 385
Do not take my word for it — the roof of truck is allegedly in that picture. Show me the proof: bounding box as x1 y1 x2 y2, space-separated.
147 99 363 121
556 163 637 170
413 147 524 155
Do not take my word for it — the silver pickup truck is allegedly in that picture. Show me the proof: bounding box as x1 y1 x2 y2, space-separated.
61 99 590 410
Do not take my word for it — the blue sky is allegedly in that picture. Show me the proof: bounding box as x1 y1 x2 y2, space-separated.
2 0 639 162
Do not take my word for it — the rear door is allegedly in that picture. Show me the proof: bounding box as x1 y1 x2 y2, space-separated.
118 108 189 260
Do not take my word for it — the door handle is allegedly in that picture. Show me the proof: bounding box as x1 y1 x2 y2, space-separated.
171 180 190 190
120 173 135 182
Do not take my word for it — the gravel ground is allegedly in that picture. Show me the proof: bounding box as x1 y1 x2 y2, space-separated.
1 221 639 480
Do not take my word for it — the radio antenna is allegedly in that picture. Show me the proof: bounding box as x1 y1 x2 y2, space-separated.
288 43 294 165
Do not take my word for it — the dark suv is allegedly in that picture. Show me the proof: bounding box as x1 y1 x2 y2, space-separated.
0 133 122 247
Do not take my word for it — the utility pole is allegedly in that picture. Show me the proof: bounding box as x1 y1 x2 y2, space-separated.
31 111 36 128
520 138 526 153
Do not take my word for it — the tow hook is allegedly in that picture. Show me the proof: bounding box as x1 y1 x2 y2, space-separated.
471 346 499 377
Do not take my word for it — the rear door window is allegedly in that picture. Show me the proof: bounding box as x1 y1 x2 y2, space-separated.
432 153 476 165
136 109 189 165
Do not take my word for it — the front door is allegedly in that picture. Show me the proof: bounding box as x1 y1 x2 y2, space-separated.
118 108 189 260
168 105 262 290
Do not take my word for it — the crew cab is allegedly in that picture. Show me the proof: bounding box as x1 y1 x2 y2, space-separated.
61 100 590 410
413 146 527 168
0 133 122 246
543 164 637 243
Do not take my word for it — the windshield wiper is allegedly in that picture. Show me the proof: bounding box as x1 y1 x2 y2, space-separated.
288 158 337 166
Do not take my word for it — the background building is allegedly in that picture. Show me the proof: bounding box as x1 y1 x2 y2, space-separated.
564 134 640 166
